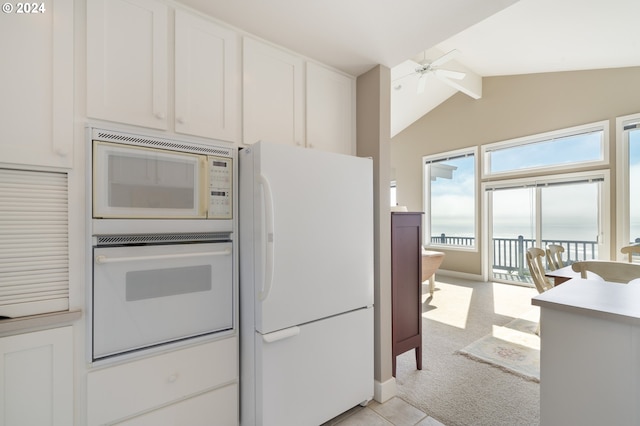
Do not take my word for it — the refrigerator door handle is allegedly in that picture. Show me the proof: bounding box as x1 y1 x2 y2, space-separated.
262 326 300 343
259 174 275 301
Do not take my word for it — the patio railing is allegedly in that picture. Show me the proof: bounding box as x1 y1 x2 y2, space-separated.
431 234 598 277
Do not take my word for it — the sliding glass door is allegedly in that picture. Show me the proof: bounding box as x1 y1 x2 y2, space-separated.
487 173 607 285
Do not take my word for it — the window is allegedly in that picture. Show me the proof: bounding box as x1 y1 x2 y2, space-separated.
485 172 608 284
423 148 477 249
616 113 640 260
482 121 608 178
481 121 612 283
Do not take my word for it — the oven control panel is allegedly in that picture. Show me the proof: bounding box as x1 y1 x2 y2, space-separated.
208 156 233 219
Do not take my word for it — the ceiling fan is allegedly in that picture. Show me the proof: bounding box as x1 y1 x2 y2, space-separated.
394 49 466 93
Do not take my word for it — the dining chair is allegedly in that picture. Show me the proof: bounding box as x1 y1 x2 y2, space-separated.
526 248 554 293
545 244 565 271
571 260 640 283
526 247 553 335
620 245 640 263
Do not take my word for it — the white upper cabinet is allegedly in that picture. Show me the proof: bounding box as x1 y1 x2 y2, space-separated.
175 11 239 141
87 0 169 130
87 0 239 142
243 37 304 147
306 63 355 155
0 0 73 168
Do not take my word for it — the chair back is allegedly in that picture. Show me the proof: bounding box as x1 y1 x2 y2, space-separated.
526 247 553 293
620 245 640 263
571 260 640 283
545 244 565 270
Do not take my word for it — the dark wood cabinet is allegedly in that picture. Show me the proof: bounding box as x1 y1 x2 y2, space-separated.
391 212 423 376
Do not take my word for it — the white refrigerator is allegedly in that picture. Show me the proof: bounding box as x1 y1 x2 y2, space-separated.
239 141 374 426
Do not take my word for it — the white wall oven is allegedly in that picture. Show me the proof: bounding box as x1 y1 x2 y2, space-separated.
86 127 237 363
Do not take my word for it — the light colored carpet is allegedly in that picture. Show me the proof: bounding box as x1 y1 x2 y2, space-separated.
395 276 540 426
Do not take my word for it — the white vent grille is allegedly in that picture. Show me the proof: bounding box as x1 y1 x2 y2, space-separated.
0 168 69 318
95 232 231 246
92 128 233 157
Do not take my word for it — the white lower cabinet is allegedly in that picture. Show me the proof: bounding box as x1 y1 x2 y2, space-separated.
87 337 238 426
116 384 237 426
0 326 74 426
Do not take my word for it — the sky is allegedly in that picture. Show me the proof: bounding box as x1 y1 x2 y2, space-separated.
489 132 601 174
428 128 640 243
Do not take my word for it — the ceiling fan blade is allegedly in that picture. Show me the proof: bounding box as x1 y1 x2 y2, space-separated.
434 68 466 80
429 49 459 68
417 75 426 93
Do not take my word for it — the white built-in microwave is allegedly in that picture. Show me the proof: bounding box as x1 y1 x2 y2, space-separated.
89 128 236 235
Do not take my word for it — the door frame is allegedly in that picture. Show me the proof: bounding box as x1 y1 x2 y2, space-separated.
482 169 611 283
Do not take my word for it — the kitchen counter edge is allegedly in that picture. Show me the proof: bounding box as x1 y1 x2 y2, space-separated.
532 277 640 326
0 310 82 338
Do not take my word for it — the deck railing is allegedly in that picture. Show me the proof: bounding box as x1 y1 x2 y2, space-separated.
431 234 598 276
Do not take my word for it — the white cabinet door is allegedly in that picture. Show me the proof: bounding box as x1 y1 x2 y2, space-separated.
0 0 73 168
306 62 355 155
0 327 73 426
243 37 304 146
257 309 373 426
175 11 239 142
87 0 168 130
115 384 238 426
87 337 237 426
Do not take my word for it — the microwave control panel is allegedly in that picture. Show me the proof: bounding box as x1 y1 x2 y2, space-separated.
207 156 233 219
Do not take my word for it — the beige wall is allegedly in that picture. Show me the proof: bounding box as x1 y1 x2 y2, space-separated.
356 65 395 401
391 66 640 276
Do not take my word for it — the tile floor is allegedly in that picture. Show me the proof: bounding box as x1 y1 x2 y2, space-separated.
322 397 445 426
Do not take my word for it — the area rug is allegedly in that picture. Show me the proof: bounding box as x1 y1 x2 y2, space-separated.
456 310 540 382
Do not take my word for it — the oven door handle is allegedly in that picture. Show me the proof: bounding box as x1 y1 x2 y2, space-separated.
95 249 232 264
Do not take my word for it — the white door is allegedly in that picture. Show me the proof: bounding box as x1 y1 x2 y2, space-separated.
256 308 373 426
252 143 374 334
87 0 168 129
487 172 608 283
175 11 239 142
242 37 304 146
0 327 73 426
0 0 73 168
115 385 238 426
306 62 355 155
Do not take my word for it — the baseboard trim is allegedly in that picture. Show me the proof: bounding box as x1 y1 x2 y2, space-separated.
374 377 397 403
437 269 483 282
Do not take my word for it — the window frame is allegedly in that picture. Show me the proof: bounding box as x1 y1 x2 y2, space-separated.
423 146 479 252
616 112 640 261
482 169 611 282
481 120 609 180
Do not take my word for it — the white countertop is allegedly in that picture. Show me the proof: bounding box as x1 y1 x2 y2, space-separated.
532 278 640 325
0 310 82 338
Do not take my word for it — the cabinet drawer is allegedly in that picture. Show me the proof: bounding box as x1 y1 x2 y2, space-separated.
116 384 238 426
87 337 237 425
